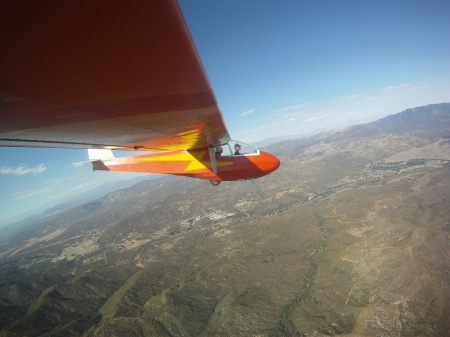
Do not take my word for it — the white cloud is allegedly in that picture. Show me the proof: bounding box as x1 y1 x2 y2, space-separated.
234 120 293 138
259 112 284 120
67 182 93 192
46 182 96 200
273 104 303 113
278 111 306 119
342 94 358 100
66 162 86 168
273 101 315 113
11 176 70 200
240 109 256 117
12 186 53 200
305 114 331 122
380 83 413 96
345 111 364 117
335 111 366 120
42 177 72 185
331 94 358 104
0 163 47 175
403 85 425 93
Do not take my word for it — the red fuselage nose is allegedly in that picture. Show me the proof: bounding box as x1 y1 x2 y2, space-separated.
253 150 280 176
226 150 280 180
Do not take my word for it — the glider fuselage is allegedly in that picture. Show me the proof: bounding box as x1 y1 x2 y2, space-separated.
91 148 280 182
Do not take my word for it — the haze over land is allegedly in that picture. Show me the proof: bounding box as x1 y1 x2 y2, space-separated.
0 104 449 336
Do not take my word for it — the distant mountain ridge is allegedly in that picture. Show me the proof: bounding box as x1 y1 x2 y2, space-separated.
254 103 450 149
372 103 450 132
295 103 450 144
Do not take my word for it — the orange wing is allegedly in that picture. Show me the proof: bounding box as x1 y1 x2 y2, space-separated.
0 0 230 151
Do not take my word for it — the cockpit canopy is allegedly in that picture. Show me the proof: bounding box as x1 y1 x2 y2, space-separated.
215 140 257 157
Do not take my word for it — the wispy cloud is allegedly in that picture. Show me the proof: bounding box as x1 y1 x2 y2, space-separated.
240 109 256 117
11 177 70 200
65 161 90 168
47 182 96 200
331 94 358 104
12 186 53 200
273 104 303 113
335 110 366 121
344 110 365 117
305 114 331 122
11 176 90 201
259 112 284 120
273 101 315 113
0 163 47 175
235 123 277 137
282 111 306 118
342 94 358 100
42 177 70 185
67 182 93 192
380 83 413 96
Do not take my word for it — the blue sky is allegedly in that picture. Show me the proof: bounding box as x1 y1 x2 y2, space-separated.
1 0 449 225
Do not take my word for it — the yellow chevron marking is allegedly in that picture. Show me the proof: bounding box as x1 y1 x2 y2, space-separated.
136 151 233 172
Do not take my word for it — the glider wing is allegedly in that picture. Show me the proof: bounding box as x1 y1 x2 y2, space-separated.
0 0 230 151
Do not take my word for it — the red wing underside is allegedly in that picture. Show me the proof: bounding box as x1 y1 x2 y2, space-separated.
0 0 230 151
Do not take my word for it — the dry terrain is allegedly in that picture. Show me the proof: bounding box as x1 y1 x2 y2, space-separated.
0 103 449 336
